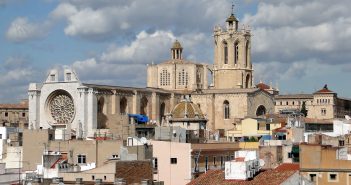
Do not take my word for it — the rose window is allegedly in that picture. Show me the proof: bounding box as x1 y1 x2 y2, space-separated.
49 94 75 124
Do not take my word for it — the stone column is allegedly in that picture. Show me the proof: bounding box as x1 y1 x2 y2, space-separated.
203 66 208 89
132 90 138 114
87 88 97 137
28 88 41 129
151 92 157 122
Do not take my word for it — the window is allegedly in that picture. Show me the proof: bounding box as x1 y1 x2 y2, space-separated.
153 158 158 170
280 101 282 105
245 41 249 67
205 156 208 170
213 156 216 165
339 140 345 146
286 101 288 105
321 108 326 116
234 42 239 64
309 174 316 182
160 69 170 86
223 41 228 64
328 173 338 182
170 158 177 164
266 124 270 131
4 112 8 117
292 101 295 105
220 156 224 168
288 152 292 158
66 73 71 81
178 69 188 86
50 74 55 81
104 176 107 180
77 154 86 164
194 157 199 172
224 100 230 119
22 112 26 117
92 175 95 180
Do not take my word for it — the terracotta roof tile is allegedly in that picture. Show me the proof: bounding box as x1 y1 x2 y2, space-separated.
314 84 335 94
0 102 28 109
275 163 299 171
187 163 299 185
256 83 270 90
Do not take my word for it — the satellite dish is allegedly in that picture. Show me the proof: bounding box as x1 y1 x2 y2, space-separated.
259 159 265 167
140 137 147 145
345 115 351 121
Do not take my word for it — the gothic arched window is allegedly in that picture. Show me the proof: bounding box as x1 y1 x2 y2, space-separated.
223 41 228 64
245 40 249 67
234 42 239 65
120 97 127 114
256 105 267 117
224 100 230 119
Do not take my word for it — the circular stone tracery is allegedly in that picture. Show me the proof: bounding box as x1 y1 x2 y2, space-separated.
49 94 75 124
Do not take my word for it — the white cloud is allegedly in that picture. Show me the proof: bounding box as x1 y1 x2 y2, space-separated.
0 56 41 103
6 17 51 42
243 0 351 68
50 3 77 19
70 30 209 86
50 0 230 40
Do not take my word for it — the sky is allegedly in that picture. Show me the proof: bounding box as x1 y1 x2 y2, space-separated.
0 0 351 103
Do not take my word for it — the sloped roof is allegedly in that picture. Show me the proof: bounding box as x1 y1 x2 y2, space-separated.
314 84 335 94
256 82 270 90
0 101 28 109
275 94 313 99
187 163 298 185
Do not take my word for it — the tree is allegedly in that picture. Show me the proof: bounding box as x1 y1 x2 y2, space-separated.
301 101 308 117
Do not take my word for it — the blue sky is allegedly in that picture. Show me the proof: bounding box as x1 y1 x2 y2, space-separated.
0 0 351 103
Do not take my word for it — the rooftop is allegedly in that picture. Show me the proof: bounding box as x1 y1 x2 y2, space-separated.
187 163 299 185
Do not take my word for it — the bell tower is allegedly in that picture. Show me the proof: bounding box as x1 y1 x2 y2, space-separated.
171 40 183 60
212 6 253 89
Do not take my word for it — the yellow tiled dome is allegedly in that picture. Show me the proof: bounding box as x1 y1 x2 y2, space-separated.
171 99 204 119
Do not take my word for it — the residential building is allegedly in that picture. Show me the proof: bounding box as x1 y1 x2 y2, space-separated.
0 100 28 129
300 143 351 185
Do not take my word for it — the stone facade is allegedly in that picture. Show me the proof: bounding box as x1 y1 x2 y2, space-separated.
147 41 208 91
28 13 275 138
0 100 28 128
274 85 351 119
213 13 253 89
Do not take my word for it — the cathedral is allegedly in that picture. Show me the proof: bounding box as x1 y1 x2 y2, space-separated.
28 13 275 138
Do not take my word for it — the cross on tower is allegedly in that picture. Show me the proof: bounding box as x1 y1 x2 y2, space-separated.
231 1 235 15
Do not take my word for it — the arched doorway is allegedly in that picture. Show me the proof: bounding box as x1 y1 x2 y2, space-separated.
120 97 127 114
256 105 266 116
140 96 148 115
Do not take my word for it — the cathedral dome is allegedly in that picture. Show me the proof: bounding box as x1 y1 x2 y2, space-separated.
170 96 205 120
172 40 183 49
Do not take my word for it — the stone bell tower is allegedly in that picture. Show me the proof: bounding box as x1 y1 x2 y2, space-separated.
212 8 253 89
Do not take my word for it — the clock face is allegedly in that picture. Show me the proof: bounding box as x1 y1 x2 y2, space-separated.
49 94 75 124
